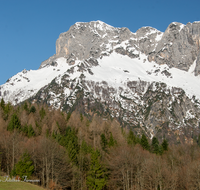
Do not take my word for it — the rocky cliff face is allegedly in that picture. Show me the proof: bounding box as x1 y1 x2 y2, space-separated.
30 69 200 141
40 21 163 68
40 21 200 76
1 20 200 142
148 22 200 75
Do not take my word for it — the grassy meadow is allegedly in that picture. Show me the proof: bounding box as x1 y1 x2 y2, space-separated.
0 181 45 190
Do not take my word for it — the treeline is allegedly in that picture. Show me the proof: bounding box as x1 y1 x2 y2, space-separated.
0 99 200 189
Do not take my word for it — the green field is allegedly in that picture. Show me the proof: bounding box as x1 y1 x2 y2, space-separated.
0 182 45 190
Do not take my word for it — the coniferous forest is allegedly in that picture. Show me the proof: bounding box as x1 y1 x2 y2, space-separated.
1 99 200 190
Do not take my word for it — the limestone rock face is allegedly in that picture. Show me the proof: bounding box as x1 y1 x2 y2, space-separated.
195 50 200 75
40 21 200 77
135 26 163 54
40 21 162 68
56 21 138 59
148 22 200 74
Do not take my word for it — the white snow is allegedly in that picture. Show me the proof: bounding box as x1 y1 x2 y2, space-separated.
145 27 162 36
155 33 163 41
171 22 185 32
84 52 200 99
188 59 196 74
91 20 115 31
0 57 78 104
179 24 185 31
1 50 200 105
185 110 196 120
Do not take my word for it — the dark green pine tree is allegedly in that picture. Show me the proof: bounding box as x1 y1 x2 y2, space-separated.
80 140 92 154
127 130 136 145
87 150 107 190
108 132 116 147
29 105 36 113
161 139 168 151
0 98 5 110
140 134 150 150
151 136 160 154
28 125 35 138
66 112 71 121
3 102 12 120
100 133 108 151
23 124 29 135
7 113 21 131
65 128 79 165
23 102 29 112
39 107 46 120
14 152 34 178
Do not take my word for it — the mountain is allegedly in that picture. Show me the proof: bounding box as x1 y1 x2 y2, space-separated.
1 20 200 141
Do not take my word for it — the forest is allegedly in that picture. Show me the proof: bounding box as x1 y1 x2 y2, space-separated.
0 99 200 190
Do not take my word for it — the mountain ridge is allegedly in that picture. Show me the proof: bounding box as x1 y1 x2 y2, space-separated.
1 20 200 140
40 20 163 68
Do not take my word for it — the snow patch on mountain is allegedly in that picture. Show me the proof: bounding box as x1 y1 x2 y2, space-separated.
84 52 200 99
0 57 79 104
1 50 200 106
1 51 200 105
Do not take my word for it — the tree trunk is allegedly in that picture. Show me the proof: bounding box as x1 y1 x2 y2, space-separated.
46 156 49 188
42 157 45 187
52 152 54 182
12 136 15 170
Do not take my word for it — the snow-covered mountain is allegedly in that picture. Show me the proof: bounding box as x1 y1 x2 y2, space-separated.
1 20 200 140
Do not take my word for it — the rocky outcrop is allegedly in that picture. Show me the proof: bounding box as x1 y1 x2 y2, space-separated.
40 21 200 76
40 21 162 68
30 71 200 140
148 22 200 74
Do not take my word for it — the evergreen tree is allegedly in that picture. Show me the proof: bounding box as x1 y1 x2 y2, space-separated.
67 139 79 165
46 129 49 137
100 133 108 151
87 150 106 190
29 105 36 113
135 135 141 144
28 125 35 137
23 124 29 135
81 140 92 154
0 98 5 110
23 102 29 112
66 112 71 121
80 113 83 122
7 113 21 131
39 107 46 120
52 130 56 139
162 139 168 151
108 132 116 147
159 145 164 155
3 102 12 120
140 134 150 150
127 130 136 145
151 136 159 154
59 127 80 165
11 166 17 177
14 152 34 178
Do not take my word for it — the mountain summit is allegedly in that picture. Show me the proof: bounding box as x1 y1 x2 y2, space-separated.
1 20 200 140
40 20 163 68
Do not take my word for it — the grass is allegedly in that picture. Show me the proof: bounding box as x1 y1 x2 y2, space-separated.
0 181 45 190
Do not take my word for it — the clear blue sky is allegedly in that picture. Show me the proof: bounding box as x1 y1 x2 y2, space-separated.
0 0 200 85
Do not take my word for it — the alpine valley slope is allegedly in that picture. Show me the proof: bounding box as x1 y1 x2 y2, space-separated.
1 20 200 141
